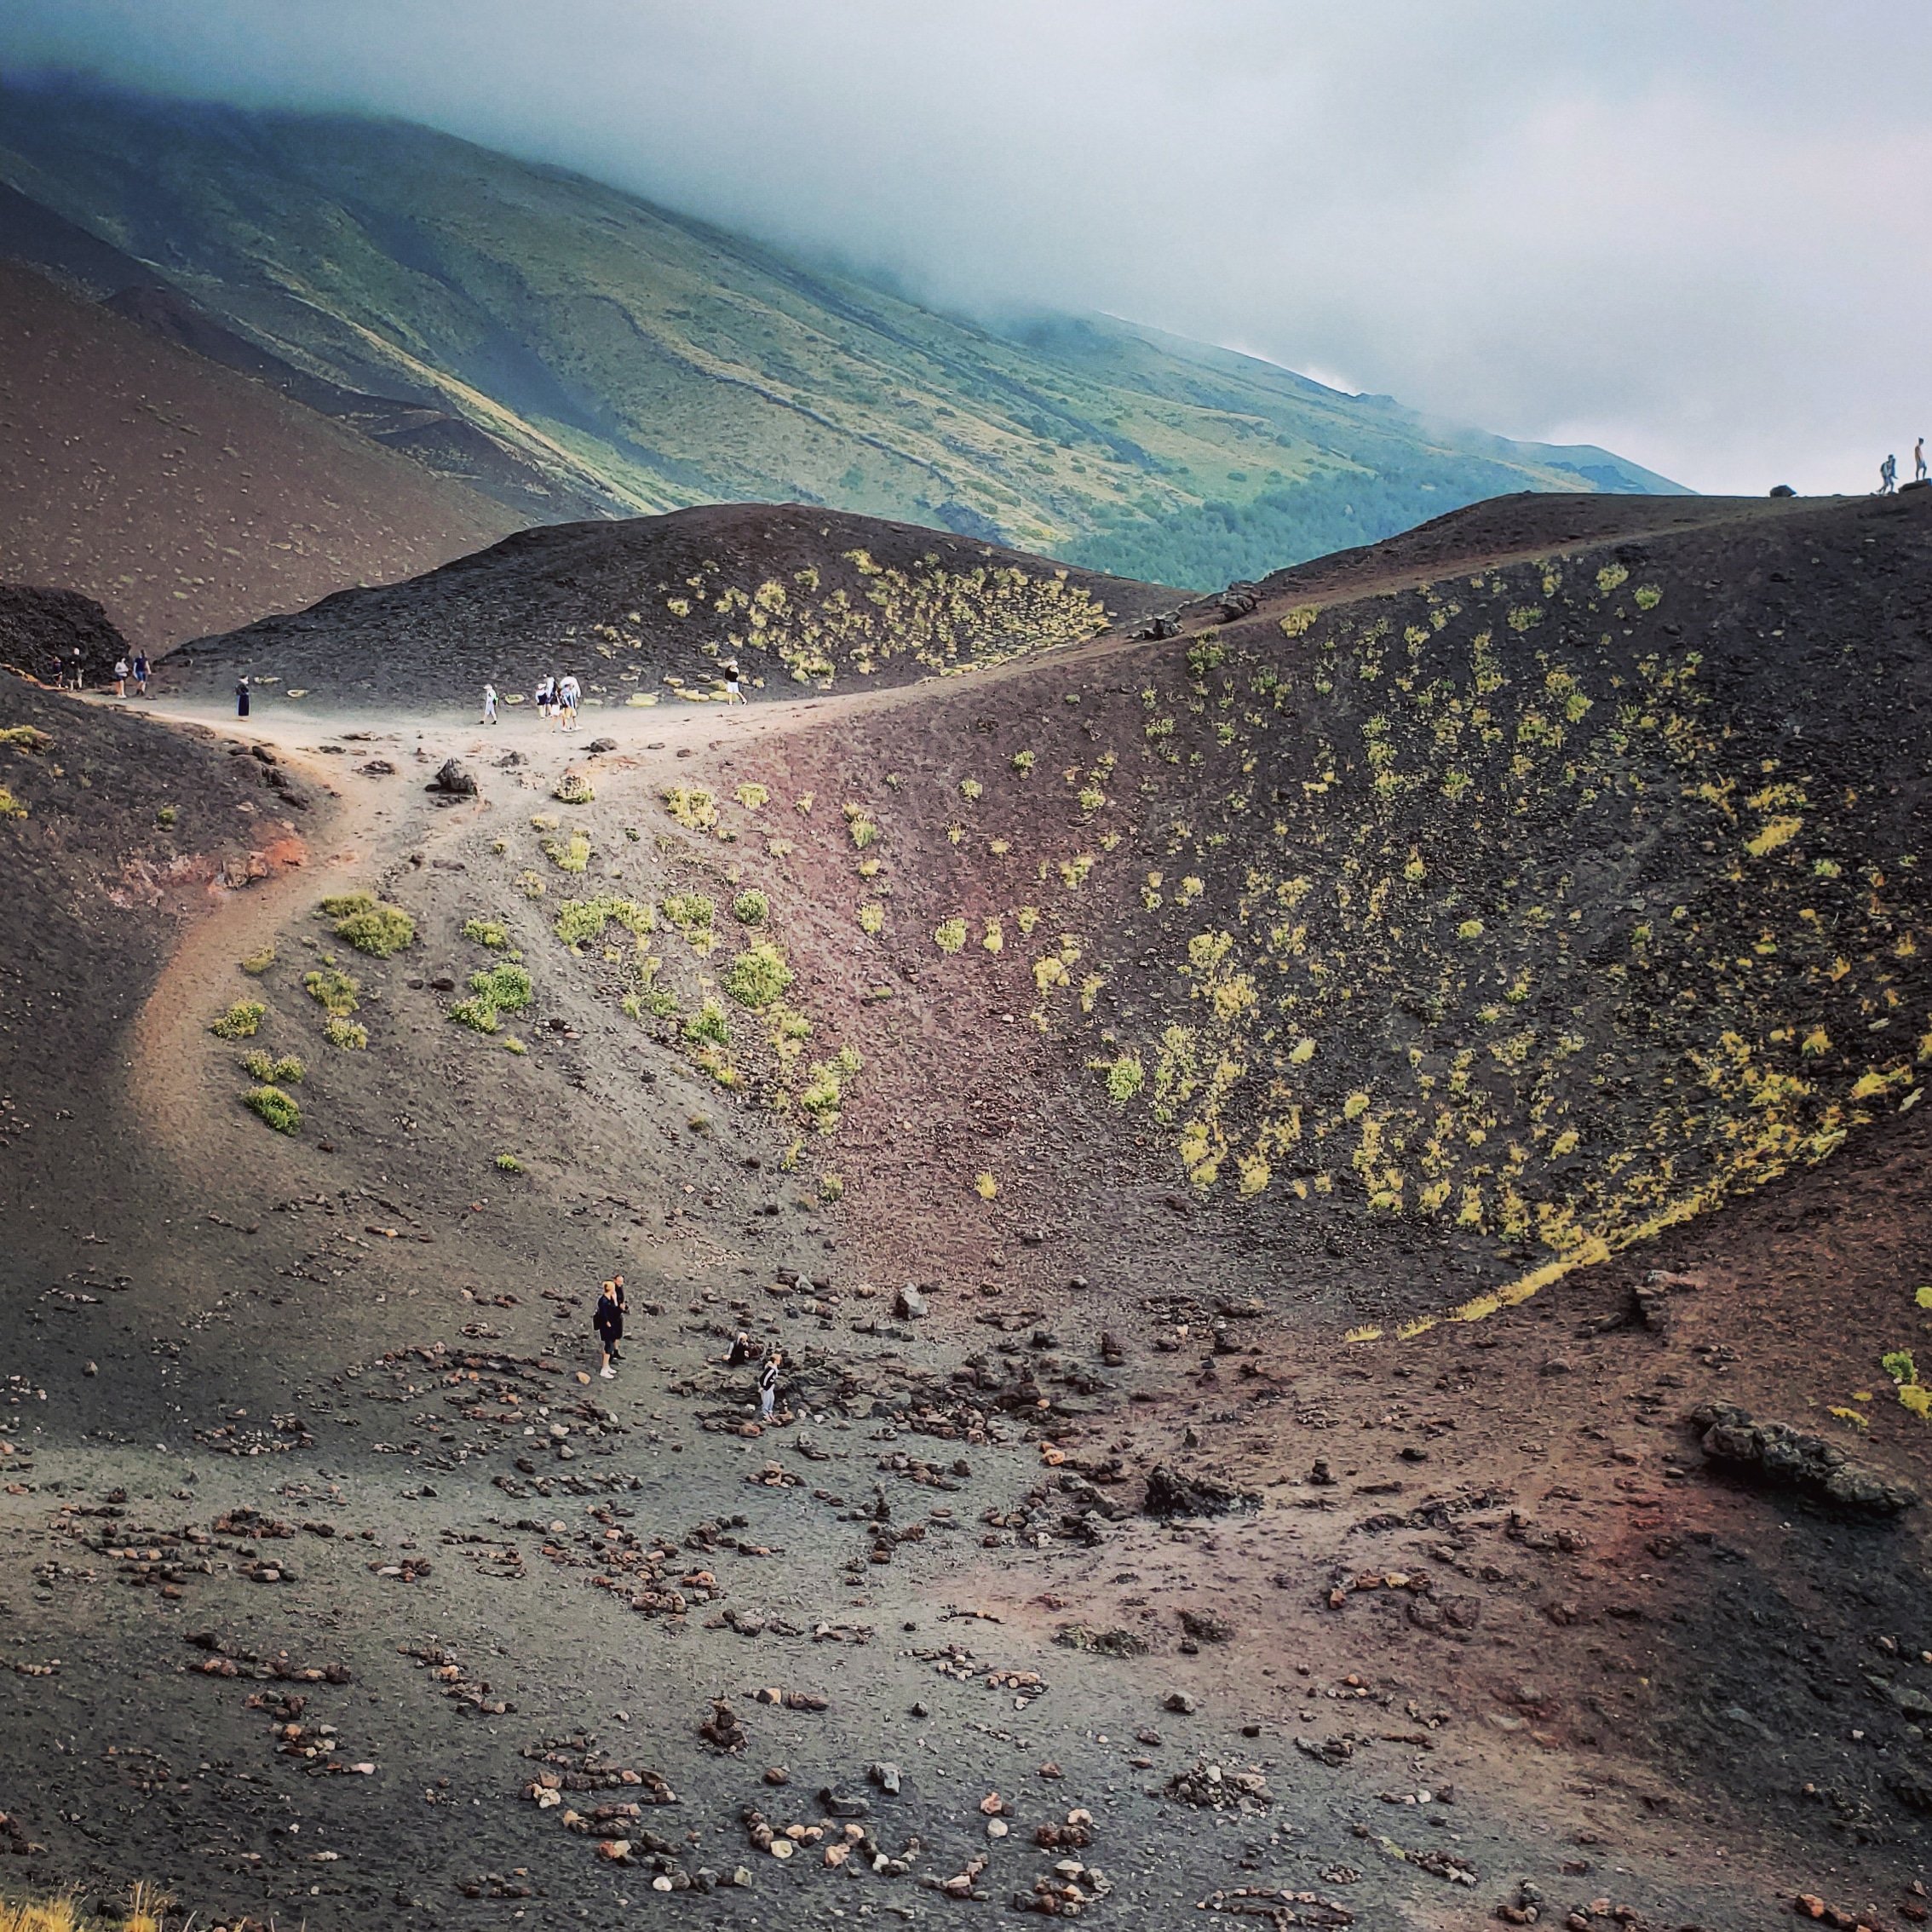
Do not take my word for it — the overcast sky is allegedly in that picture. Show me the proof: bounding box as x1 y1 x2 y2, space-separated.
4 0 1929 495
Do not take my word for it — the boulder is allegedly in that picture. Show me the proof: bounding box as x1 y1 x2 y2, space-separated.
1690 1402 1919 1515
1142 1463 1258 1520
1218 582 1262 620
894 1284 929 1321
427 758 476 796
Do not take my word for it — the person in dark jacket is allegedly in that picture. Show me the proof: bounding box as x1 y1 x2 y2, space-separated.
594 1279 623 1379
758 1349 782 1421
604 1274 626 1360
727 1330 756 1367
236 676 250 718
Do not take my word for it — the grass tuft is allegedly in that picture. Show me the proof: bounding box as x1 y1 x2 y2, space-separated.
725 940 793 1009
210 1000 267 1039
243 1084 301 1134
332 903 416 957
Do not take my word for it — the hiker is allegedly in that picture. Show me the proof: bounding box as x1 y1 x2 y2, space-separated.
1918 437 1928 483
70 647 84 692
722 661 745 705
558 674 581 731
132 651 149 697
482 681 498 725
605 1274 627 1360
48 652 63 691
727 1329 756 1367
235 676 250 719
594 1278 624 1379
533 674 552 719
112 655 129 698
758 1348 782 1421
1881 453 1898 494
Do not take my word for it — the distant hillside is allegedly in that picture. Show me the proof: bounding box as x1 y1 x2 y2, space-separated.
173 502 1174 707
0 79 1684 590
0 256 523 651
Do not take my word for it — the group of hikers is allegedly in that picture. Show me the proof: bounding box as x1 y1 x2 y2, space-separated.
472 675 584 727
526 673 583 728
592 1275 785 1417
49 647 149 695
1878 438 1929 493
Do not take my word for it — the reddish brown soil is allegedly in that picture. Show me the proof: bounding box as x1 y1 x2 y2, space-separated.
0 259 522 652
3 492 1929 1932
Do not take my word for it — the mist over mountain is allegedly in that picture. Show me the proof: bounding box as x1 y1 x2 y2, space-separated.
0 78 1681 590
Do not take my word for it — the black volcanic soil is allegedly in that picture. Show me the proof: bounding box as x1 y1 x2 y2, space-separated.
3 492 1930 1932
0 581 128 687
0 257 523 652
170 503 1177 711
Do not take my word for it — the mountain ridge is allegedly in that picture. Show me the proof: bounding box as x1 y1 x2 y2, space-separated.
0 76 1684 589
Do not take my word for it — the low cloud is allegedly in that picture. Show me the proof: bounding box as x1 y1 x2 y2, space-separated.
4 0 1929 493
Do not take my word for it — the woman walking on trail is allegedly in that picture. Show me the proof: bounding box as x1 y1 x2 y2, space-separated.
482 681 498 725
112 656 129 698
235 676 250 719
594 1278 624 1379
758 1348 782 1421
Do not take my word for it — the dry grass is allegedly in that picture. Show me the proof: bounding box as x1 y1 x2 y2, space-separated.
0 1883 175 1932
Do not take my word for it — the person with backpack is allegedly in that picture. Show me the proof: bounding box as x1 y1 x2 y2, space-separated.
594 1278 624 1379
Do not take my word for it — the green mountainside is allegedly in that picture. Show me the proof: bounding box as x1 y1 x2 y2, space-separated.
0 79 1683 588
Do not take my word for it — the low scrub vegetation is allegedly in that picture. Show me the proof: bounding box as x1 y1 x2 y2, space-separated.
209 1000 266 1039
243 1084 301 1134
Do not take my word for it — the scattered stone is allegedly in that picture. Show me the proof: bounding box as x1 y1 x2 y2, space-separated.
1195 1886 1353 1926
699 1699 748 1752
1164 1762 1273 1811
1179 1607 1233 1643
427 758 477 796
894 1284 929 1320
1055 1624 1148 1658
867 1762 902 1795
